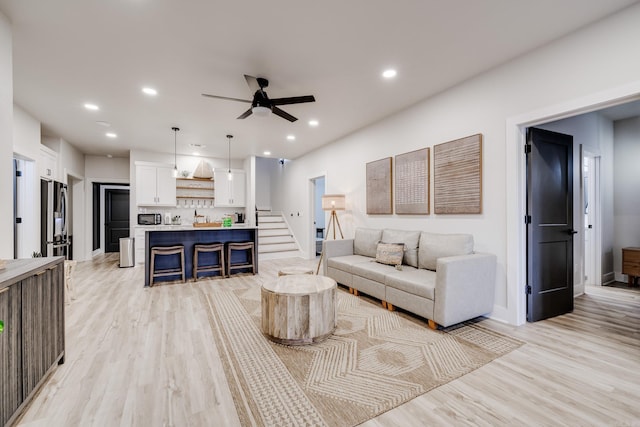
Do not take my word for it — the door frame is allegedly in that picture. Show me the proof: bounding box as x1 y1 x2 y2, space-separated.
98 183 130 255
582 150 602 288
307 172 327 259
506 81 640 325
104 187 130 253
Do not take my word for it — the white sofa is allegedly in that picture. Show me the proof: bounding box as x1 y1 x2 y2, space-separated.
322 228 497 329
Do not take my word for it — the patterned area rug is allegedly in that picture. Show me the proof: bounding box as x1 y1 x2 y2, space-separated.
204 286 522 427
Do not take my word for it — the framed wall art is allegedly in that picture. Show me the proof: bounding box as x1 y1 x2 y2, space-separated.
433 134 482 214
395 148 429 214
366 157 392 214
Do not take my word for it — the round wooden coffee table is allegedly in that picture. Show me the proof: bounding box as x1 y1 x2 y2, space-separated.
261 275 337 345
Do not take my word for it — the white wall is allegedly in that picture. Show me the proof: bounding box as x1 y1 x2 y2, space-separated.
255 156 275 210
0 11 13 258
273 3 640 325
613 116 640 280
86 155 130 180
13 105 42 257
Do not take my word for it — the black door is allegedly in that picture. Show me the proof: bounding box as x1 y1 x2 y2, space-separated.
526 127 575 322
105 189 130 253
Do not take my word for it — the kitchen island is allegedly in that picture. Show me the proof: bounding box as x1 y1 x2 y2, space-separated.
143 225 258 286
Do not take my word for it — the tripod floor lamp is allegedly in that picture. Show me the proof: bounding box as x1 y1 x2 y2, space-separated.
316 194 345 274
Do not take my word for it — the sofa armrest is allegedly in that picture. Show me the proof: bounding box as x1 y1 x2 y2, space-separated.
433 252 497 327
322 239 354 275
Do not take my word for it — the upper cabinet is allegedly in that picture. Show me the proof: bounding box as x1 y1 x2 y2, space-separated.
39 146 58 180
135 162 176 206
213 169 246 207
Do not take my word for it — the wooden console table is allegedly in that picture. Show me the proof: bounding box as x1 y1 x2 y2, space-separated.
622 247 640 287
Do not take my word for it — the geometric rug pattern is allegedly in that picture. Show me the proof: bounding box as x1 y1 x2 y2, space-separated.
204 286 522 427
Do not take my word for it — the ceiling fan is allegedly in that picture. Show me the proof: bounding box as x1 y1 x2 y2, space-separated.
202 75 315 122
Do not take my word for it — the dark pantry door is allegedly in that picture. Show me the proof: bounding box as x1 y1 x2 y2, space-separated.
526 127 575 322
105 189 130 253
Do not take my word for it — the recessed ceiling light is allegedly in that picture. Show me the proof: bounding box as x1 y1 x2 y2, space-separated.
308 120 319 127
263 151 271 156
106 132 117 138
189 143 205 148
142 87 157 96
84 103 99 111
96 120 111 127
286 135 296 141
382 69 397 79
192 152 200 156
106 154 113 158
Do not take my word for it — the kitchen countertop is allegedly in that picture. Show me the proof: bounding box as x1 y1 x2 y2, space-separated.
137 224 256 230
0 257 65 290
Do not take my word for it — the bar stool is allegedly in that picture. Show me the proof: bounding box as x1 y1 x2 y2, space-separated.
193 243 225 280
150 245 185 286
227 241 256 276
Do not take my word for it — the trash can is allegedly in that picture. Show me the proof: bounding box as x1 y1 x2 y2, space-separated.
119 237 135 268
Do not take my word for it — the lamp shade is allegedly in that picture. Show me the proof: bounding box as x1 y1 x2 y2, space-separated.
321 194 346 211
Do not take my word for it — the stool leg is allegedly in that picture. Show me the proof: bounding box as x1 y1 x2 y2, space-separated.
150 251 155 286
250 246 256 274
181 249 186 283
220 249 226 278
193 249 198 281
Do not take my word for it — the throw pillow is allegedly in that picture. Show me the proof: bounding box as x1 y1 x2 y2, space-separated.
376 242 404 266
381 229 421 267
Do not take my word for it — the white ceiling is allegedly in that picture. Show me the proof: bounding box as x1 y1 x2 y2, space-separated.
2 0 638 161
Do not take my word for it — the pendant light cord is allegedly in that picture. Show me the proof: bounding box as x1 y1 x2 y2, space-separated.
227 134 233 173
172 127 180 170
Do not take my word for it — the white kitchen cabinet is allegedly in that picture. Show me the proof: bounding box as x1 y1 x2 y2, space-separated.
214 169 245 207
39 146 58 180
135 163 176 206
134 227 147 264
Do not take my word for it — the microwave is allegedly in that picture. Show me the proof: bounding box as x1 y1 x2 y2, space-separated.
138 213 162 225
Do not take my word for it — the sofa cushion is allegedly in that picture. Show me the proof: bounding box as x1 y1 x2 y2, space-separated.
354 228 383 258
381 229 421 267
352 260 396 283
327 254 373 273
418 232 474 271
376 242 404 266
385 267 436 300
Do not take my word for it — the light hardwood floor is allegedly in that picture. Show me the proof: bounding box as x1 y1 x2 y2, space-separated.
15 255 640 426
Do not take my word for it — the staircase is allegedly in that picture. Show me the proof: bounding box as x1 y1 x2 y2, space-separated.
257 212 302 259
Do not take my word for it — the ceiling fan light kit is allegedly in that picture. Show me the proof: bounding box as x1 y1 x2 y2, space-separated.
252 105 271 116
202 74 316 122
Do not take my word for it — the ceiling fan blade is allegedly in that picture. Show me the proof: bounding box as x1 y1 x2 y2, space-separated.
244 75 262 93
201 93 251 103
272 107 298 122
237 108 253 119
271 95 316 106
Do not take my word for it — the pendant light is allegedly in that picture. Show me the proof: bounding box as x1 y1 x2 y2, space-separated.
226 134 233 181
172 127 180 177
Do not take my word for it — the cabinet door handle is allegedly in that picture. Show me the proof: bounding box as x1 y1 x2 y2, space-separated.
36 270 47 276
0 287 10 295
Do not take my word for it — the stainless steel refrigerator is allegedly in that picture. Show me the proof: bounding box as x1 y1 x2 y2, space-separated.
41 179 70 258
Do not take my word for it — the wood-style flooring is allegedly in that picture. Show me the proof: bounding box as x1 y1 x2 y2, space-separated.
15 255 640 426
